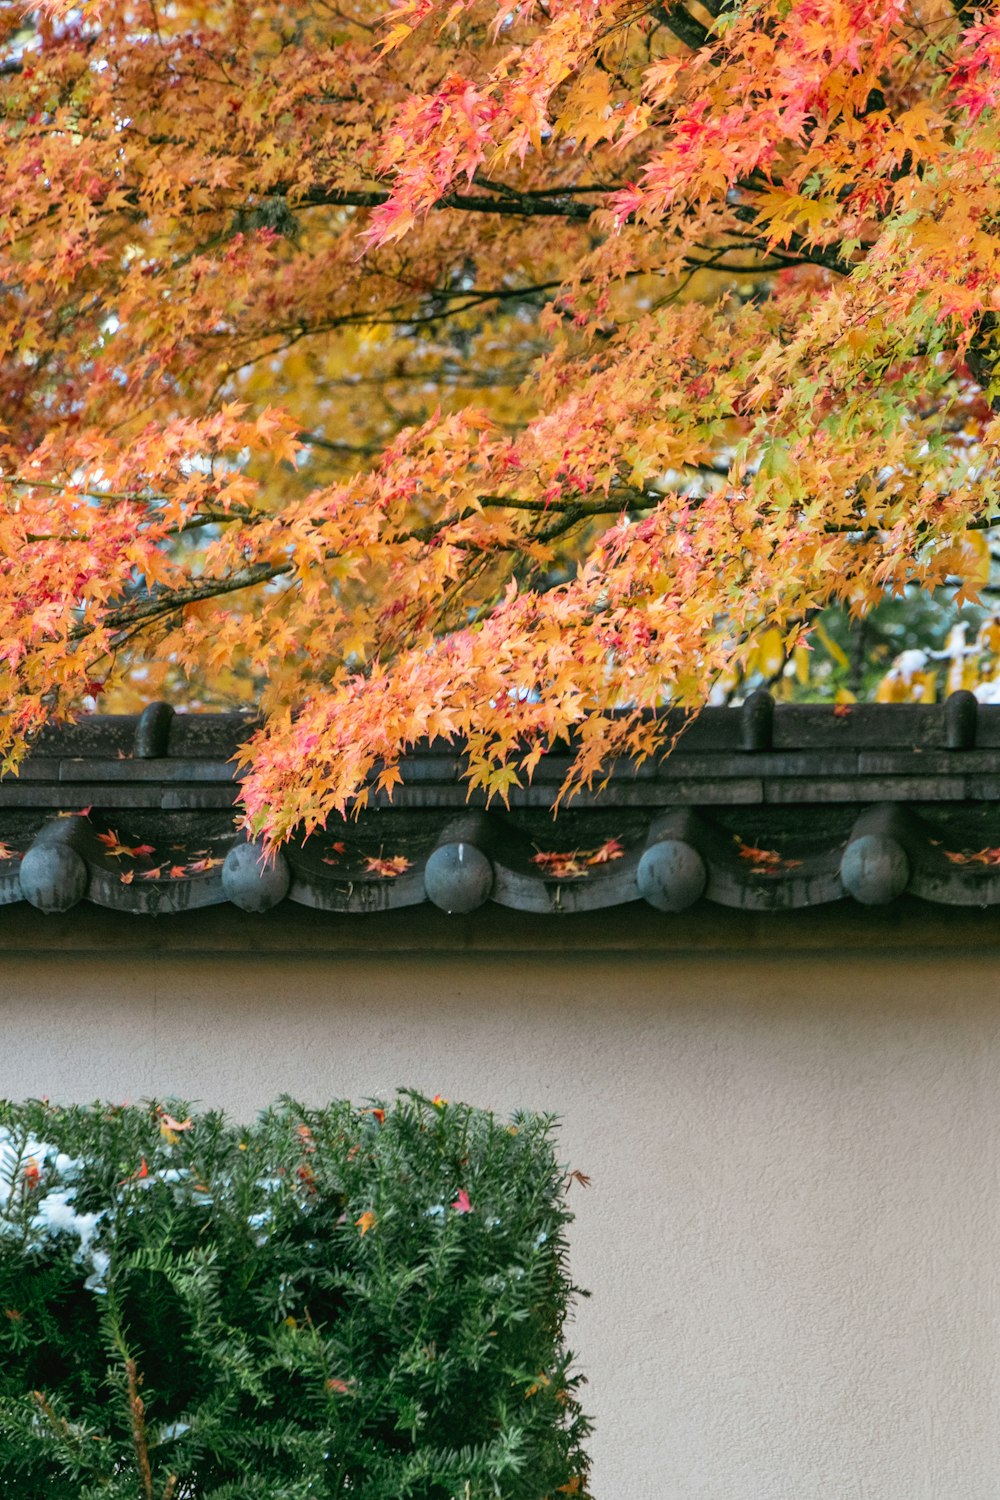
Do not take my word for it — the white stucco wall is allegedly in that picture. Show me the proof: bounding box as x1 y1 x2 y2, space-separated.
2 937 999 1498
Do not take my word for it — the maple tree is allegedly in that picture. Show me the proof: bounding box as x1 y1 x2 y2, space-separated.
4 0 1000 842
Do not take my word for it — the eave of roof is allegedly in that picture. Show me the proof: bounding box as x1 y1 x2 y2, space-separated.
3 692 1000 918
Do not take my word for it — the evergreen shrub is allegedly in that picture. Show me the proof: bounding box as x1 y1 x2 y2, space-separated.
0 1093 591 1499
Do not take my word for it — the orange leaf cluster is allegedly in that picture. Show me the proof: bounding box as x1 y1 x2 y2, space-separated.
944 846 1000 865
531 837 624 878
2 0 1000 839
735 838 803 876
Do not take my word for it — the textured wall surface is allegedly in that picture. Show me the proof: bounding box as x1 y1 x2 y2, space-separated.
2 945 999 1499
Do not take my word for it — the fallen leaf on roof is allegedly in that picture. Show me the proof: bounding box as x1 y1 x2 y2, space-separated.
97 830 156 859
533 850 587 877
945 846 1000 865
735 838 802 875
532 839 626 878
588 837 625 864
736 840 782 866
364 854 411 877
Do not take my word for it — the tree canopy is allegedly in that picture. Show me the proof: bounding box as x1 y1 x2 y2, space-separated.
2 0 1000 841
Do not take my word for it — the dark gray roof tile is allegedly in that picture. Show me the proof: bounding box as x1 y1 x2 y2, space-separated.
4 696 1000 916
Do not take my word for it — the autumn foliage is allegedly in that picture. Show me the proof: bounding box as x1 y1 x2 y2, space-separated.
3 0 1000 839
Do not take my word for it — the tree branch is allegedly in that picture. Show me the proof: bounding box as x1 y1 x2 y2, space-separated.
651 4 713 50
297 185 596 222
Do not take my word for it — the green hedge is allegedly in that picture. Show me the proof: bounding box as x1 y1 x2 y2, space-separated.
0 1093 591 1500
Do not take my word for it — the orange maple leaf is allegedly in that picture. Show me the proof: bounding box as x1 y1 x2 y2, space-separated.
356 1210 377 1236
364 854 411 877
736 840 782 866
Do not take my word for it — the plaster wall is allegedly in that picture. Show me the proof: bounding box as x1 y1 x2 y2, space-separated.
1 945 998 1500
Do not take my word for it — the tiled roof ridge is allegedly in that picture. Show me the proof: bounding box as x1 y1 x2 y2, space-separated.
22 688 993 764
1 690 999 918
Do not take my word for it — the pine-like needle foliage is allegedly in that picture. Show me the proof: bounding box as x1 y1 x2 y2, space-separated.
0 1093 591 1499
